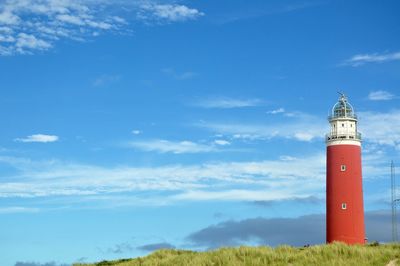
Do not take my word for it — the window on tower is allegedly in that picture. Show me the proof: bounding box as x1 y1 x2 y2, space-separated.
341 203 347 210
341 165 346 171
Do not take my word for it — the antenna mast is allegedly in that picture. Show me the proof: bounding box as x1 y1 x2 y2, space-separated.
392 161 398 242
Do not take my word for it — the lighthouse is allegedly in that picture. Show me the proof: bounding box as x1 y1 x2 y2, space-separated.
326 93 366 244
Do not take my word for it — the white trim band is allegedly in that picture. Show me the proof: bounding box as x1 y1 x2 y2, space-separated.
327 140 361 146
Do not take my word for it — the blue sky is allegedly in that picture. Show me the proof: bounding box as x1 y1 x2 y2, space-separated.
1 0 400 265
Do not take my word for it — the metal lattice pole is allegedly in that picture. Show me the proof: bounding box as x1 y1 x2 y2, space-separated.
392 161 398 242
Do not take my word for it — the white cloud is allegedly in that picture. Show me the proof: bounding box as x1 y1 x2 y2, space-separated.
16 33 52 51
112 16 126 24
195 98 262 109
283 111 314 119
92 74 121 87
0 1 204 55
368 90 396 101
129 139 216 154
293 132 315 142
139 3 204 22
279 155 297 161
0 34 15 42
200 108 400 147
56 14 85 25
198 118 326 142
0 149 391 207
266 108 285 114
0 10 20 25
176 71 197 80
15 134 59 143
0 154 326 202
0 26 13 33
132 130 142 135
162 68 197 80
0 207 39 214
359 110 400 149
172 189 308 202
214 140 231 146
0 0 125 55
343 51 400 66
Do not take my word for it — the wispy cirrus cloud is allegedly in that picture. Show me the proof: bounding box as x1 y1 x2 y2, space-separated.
198 116 326 142
0 147 390 208
266 107 285 114
162 68 198 80
367 90 396 101
213 1 325 25
92 74 121 87
359 110 400 149
138 3 204 22
128 139 216 154
0 207 39 214
194 97 263 109
342 51 400 66
0 0 204 55
214 139 231 146
198 108 400 147
131 130 142 135
0 153 325 201
172 189 317 202
14 134 59 143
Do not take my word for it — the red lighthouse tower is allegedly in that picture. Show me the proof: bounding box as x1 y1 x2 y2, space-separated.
326 93 366 244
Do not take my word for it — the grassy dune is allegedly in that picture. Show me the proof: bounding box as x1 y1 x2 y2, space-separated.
75 242 400 266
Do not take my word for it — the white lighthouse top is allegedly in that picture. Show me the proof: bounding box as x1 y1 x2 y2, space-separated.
326 93 361 146
330 93 357 120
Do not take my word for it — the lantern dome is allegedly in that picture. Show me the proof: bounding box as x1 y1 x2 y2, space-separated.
331 93 356 119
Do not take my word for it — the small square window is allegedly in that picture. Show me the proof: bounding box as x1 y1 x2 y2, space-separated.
341 203 347 210
341 165 346 171
342 123 345 127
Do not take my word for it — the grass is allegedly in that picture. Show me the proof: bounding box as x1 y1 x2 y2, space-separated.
74 242 400 266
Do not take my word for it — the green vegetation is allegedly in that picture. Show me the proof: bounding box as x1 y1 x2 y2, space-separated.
75 242 400 266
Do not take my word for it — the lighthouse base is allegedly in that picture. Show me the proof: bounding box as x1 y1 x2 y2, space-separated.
326 144 365 245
